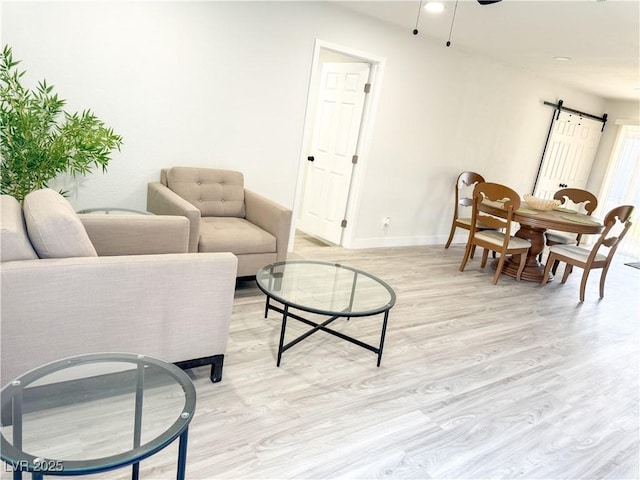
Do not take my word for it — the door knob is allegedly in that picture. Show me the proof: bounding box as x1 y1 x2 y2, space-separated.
307 156 315 162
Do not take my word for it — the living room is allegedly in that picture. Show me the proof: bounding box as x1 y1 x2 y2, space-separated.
1 1 639 478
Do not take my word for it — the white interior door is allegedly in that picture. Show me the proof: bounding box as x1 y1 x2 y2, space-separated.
534 111 604 199
297 62 370 244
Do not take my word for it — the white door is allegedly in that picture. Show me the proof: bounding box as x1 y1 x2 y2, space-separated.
534 111 604 199
297 62 370 244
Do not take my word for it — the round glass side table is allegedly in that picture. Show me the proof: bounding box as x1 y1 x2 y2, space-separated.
76 208 153 215
0 353 196 479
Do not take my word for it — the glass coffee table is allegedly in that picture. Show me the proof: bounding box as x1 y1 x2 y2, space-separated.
256 260 396 367
0 353 196 479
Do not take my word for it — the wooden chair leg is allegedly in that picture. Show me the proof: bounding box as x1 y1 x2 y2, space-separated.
515 252 527 281
599 265 610 299
459 242 473 272
480 248 489 268
492 255 507 285
561 264 573 283
444 224 456 249
541 256 553 286
579 268 591 302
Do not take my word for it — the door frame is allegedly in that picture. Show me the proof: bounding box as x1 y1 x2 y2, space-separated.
291 39 385 249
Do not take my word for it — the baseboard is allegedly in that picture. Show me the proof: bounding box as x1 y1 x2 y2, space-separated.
348 233 468 249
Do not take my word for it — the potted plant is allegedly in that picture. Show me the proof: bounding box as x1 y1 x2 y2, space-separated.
0 45 123 203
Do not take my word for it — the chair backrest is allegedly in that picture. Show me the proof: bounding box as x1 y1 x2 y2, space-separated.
471 182 521 238
553 188 598 215
453 171 486 218
162 167 246 218
587 204 634 264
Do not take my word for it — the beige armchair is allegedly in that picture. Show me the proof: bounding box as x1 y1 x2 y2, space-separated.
147 167 292 277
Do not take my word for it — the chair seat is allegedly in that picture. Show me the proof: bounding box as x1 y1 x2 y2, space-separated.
200 217 276 255
548 244 607 264
475 230 531 249
545 230 576 245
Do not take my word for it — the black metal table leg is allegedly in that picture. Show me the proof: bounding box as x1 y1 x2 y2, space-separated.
377 310 390 367
264 296 270 318
12 384 23 480
176 428 189 480
131 363 145 480
276 305 289 367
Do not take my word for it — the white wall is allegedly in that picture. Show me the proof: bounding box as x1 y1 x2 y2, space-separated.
2 1 626 249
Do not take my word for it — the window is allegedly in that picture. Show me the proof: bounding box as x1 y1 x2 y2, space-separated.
597 124 640 259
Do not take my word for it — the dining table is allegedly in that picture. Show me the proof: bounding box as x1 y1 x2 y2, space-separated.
478 200 604 282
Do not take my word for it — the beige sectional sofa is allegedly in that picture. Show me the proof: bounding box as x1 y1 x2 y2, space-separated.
0 189 238 385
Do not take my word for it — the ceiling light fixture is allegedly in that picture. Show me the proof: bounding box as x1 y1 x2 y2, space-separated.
413 0 502 40
424 2 445 13
413 0 445 35
554 56 573 61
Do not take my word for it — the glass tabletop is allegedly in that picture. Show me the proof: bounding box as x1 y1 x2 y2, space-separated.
0 353 195 476
256 260 396 317
75 207 152 215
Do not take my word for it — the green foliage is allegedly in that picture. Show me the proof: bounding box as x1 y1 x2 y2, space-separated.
0 44 123 202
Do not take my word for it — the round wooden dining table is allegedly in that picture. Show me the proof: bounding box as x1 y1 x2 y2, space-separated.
479 201 604 282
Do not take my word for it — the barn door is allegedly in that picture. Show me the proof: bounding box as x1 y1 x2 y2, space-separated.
533 110 604 199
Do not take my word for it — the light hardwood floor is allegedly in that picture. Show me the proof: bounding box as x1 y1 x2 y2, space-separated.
5 234 639 479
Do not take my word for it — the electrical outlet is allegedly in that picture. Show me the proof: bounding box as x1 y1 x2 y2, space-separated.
383 217 390 228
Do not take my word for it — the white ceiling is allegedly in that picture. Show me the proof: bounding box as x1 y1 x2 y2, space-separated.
333 0 640 101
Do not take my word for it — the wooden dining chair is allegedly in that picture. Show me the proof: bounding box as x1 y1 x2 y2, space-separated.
459 182 531 284
542 188 599 271
445 171 497 257
541 204 634 302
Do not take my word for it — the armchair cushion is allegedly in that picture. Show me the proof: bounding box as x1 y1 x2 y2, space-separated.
23 188 97 259
200 217 276 254
0 195 38 262
166 167 245 217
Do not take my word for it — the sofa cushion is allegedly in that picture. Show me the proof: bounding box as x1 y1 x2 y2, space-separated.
166 167 245 218
199 217 276 255
0 195 38 262
23 189 98 259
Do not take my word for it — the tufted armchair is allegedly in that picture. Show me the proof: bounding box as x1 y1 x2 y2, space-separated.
147 167 292 277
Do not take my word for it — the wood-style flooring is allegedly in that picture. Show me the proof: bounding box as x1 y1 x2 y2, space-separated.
3 233 639 479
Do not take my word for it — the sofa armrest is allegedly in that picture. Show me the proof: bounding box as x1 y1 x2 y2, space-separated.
245 189 292 262
80 214 189 255
147 182 201 252
0 252 238 384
